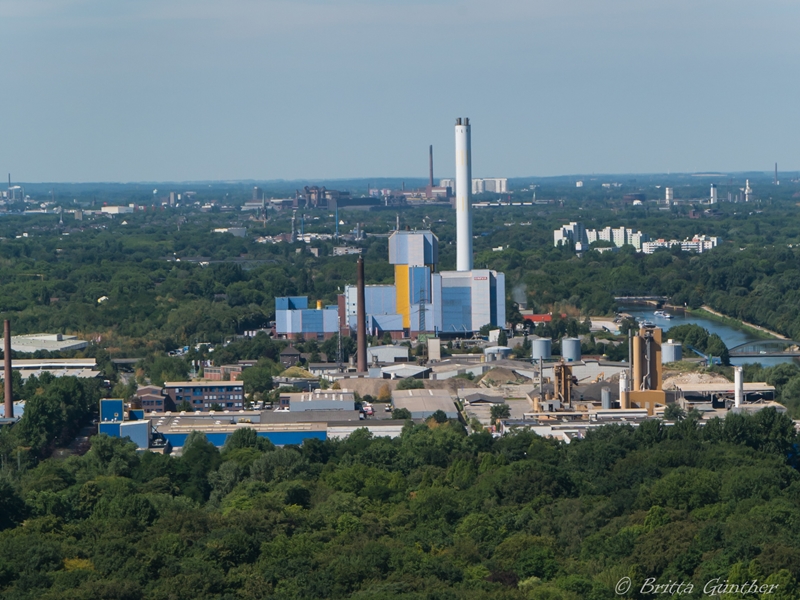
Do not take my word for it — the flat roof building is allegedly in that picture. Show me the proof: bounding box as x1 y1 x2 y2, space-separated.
0 333 88 353
392 389 457 420
163 381 245 411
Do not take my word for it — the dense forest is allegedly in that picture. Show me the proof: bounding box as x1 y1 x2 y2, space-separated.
0 410 797 599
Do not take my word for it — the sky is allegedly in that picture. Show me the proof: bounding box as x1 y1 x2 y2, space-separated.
1 0 799 182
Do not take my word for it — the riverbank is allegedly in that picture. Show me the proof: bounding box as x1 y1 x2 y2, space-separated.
693 306 786 340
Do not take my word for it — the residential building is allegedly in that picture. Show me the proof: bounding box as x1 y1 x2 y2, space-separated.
642 235 721 254
554 223 649 252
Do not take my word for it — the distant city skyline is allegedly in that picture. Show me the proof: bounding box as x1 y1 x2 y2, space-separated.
2 0 798 182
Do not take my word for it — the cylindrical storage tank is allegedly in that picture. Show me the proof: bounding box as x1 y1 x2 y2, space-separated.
601 387 612 410
561 337 581 362
316 300 322 310
661 339 682 364
484 346 511 361
531 338 552 361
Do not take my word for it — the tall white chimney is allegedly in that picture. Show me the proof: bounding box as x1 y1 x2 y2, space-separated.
455 118 472 272
734 366 743 407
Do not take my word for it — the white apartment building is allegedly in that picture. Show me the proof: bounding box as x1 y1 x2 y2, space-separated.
472 178 508 194
555 223 648 252
554 222 588 251
642 235 720 255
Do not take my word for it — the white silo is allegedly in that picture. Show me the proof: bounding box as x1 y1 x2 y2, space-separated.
531 338 552 361
661 339 682 363
710 184 718 204
561 337 581 362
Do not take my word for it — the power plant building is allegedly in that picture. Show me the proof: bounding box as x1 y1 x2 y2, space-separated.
274 118 506 339
275 296 339 339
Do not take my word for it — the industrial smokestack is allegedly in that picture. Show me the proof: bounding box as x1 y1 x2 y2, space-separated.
455 117 473 271
4 320 12 419
356 256 367 372
734 366 743 408
429 145 434 188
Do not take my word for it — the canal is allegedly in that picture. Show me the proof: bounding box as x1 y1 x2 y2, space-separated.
620 306 794 367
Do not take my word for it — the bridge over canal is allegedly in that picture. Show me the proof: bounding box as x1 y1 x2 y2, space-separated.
729 339 800 358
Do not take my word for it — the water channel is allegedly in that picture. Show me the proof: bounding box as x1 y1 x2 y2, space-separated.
619 306 795 367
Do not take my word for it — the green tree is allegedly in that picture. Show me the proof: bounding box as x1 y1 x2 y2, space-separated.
490 404 511 422
396 377 424 390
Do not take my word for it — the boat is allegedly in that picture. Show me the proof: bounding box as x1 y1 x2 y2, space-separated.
653 310 673 319
641 320 656 328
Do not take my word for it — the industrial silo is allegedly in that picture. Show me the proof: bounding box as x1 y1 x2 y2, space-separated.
661 339 682 364
531 338 552 361
601 387 612 410
561 337 581 362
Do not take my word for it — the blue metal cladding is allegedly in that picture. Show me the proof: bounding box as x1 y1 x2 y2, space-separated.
99 422 121 437
275 309 291 334
365 286 397 315
100 399 124 423
264 431 327 446
370 313 404 331
276 297 308 310
389 231 438 266
431 273 442 331
119 421 150 448
408 266 431 304
495 272 506 326
301 309 323 333
322 309 338 333
129 409 145 421
410 303 435 332
441 286 472 332
161 430 327 448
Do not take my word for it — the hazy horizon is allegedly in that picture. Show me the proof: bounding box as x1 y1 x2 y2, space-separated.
3 1 798 182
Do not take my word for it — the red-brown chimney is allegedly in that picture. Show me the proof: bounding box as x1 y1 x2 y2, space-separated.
356 257 367 373
4 320 12 419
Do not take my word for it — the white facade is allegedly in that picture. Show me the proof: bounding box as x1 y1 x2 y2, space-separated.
101 206 134 215
554 222 587 249
555 222 648 252
642 235 721 255
710 184 718 204
471 178 508 194
665 187 674 202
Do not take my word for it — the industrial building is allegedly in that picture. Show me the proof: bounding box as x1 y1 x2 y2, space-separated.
288 389 356 412
275 296 338 339
275 118 506 340
0 333 88 353
163 381 245 411
0 358 100 381
392 389 458 420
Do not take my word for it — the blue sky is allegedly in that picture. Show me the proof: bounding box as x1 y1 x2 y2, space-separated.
1 0 798 182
